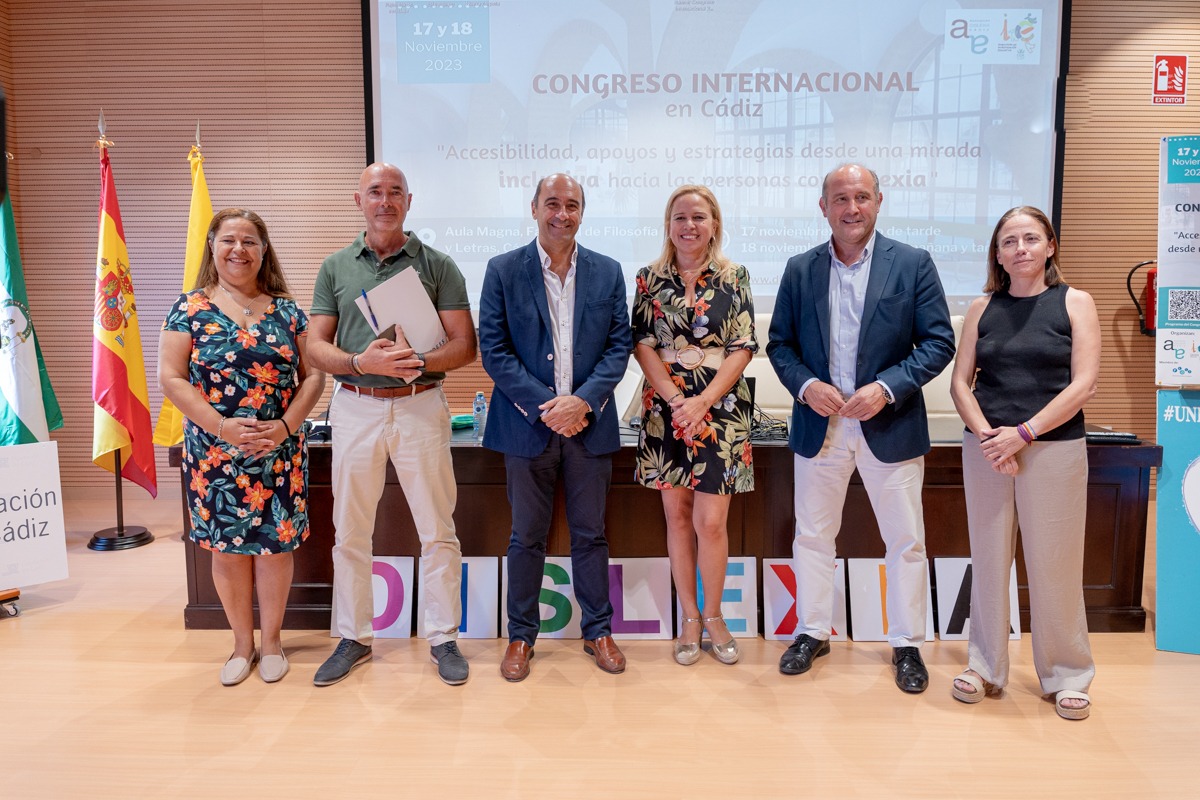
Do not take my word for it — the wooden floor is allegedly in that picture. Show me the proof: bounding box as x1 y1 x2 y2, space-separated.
4 488 1197 799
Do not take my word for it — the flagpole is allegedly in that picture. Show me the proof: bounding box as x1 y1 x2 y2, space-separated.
87 449 153 551
88 113 155 551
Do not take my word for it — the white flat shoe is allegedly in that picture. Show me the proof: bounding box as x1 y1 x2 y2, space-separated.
259 651 289 683
220 649 259 686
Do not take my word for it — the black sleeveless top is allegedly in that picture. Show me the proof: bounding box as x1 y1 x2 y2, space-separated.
972 283 1084 441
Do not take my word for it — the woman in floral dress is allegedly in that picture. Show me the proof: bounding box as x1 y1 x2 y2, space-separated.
632 185 757 666
159 208 324 685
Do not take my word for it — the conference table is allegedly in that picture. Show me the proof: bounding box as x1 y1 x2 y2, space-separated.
173 417 1160 633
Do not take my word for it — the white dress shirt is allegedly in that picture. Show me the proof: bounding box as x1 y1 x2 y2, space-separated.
536 238 577 397
799 232 893 406
828 233 874 398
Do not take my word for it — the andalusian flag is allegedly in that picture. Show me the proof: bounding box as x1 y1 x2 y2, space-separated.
0 191 62 446
92 146 156 497
152 145 212 446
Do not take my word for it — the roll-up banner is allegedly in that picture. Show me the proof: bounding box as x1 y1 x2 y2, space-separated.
1156 135 1200 654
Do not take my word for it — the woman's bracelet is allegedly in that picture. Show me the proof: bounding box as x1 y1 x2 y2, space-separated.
216 417 226 440
279 418 292 438
666 391 684 405
1017 421 1037 444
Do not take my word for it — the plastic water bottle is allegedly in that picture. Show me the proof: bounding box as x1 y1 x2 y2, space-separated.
472 391 487 439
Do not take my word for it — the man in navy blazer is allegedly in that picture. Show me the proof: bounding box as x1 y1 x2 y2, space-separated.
479 174 632 681
767 163 955 694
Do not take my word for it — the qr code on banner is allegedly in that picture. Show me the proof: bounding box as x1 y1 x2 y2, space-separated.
1167 289 1200 321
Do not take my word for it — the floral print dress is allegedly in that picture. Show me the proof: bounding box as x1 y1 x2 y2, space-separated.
163 290 310 554
632 264 757 494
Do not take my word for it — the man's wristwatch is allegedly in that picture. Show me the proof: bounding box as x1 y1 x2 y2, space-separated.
877 381 894 404
414 352 426 376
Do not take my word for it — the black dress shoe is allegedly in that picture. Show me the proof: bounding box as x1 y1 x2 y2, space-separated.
892 646 929 694
779 634 831 675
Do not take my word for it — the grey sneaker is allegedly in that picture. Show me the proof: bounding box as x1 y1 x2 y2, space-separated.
314 638 372 686
430 641 469 685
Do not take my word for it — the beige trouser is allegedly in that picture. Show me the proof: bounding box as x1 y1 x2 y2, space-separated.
962 432 1094 694
328 386 462 646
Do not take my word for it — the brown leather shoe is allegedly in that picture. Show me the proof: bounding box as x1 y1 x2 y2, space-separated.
500 640 533 682
583 635 626 674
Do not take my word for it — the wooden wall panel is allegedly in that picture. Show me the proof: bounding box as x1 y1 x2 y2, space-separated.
6 0 367 488
0 0 13 201
1061 0 1200 448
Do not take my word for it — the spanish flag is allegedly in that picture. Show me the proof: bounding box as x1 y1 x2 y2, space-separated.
92 146 156 497
152 145 212 446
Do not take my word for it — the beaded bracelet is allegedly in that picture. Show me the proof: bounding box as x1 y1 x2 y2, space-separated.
217 417 226 440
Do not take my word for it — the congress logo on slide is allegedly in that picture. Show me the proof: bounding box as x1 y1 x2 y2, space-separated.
943 10 1041 65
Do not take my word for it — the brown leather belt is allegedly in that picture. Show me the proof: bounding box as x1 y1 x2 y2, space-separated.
338 381 441 399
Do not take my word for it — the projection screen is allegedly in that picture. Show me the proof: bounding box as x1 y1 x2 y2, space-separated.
368 0 1065 311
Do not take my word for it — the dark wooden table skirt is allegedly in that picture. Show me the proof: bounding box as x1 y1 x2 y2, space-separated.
171 435 1160 633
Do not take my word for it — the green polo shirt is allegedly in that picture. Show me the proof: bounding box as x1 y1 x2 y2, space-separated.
311 231 471 387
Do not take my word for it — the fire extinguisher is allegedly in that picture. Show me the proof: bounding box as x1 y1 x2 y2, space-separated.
1127 260 1157 336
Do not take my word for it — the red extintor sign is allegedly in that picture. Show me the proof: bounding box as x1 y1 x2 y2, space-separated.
1153 54 1188 105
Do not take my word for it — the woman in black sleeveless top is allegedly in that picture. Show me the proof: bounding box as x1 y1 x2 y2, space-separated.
948 207 1100 720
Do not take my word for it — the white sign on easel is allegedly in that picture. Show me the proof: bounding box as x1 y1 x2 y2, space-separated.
933 558 1021 641
846 558 935 642
0 441 67 588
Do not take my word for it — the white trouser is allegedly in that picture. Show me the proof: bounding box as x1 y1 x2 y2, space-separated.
793 416 928 647
328 387 461 646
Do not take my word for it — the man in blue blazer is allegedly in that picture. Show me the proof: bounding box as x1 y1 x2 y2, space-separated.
479 174 632 681
767 164 955 694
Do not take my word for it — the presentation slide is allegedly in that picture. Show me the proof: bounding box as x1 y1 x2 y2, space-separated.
371 0 1063 310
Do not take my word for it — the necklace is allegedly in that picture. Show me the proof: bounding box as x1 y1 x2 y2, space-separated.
217 283 263 317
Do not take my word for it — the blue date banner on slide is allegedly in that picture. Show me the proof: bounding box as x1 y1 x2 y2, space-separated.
392 2 490 84
1167 136 1200 184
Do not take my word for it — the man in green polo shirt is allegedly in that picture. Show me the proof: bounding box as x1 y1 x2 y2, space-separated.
307 162 477 687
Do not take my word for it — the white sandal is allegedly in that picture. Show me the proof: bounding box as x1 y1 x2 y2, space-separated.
951 670 998 704
1055 690 1091 720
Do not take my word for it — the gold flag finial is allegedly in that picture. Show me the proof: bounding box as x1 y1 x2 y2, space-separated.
95 110 114 149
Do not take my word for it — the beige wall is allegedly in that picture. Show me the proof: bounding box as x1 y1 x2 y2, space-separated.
1 0 1193 487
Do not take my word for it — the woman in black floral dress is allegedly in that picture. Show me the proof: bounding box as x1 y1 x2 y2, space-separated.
159 209 324 685
632 185 757 666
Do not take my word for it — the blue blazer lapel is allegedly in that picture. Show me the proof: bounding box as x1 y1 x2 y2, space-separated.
811 250 832 366
572 246 592 341
522 241 553 337
858 236 894 349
